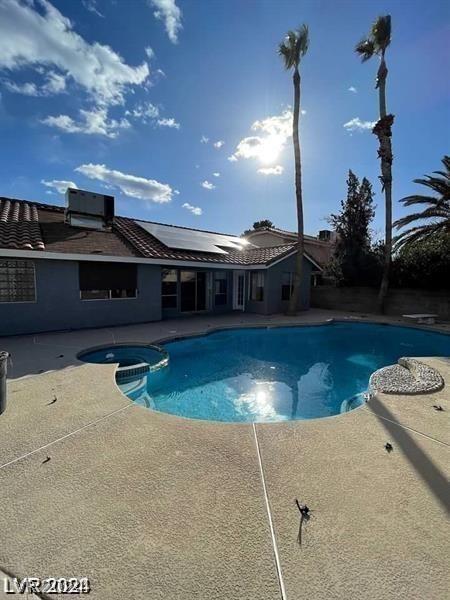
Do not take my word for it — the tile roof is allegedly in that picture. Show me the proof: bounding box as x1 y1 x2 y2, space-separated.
0 197 313 267
245 226 333 267
37 205 138 257
114 216 296 265
0 198 45 251
246 226 321 243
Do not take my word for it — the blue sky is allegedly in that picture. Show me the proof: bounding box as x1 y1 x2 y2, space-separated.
0 0 448 238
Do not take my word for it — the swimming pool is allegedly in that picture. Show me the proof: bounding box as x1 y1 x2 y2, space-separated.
81 323 450 423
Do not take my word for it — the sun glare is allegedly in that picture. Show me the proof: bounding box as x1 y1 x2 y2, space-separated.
257 138 282 164
258 140 281 164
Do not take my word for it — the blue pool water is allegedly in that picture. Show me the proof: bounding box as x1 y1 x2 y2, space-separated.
82 323 450 423
79 323 450 422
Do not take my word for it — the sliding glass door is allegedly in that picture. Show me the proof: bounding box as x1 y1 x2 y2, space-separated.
180 271 206 312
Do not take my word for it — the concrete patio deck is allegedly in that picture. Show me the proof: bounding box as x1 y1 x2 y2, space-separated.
0 310 449 599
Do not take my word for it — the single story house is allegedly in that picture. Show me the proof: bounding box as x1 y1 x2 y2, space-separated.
0 189 322 336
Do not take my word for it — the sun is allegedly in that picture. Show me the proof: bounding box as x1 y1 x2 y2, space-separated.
257 138 282 164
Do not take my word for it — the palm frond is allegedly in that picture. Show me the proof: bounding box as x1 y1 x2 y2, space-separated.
297 24 309 58
393 223 443 250
278 24 309 70
441 155 450 171
355 37 375 61
412 176 450 198
394 210 447 230
278 42 293 69
395 155 450 249
399 194 447 207
371 15 391 51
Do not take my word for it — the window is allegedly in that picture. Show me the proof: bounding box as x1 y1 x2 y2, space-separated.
250 271 264 301
81 290 110 300
0 260 36 303
162 269 177 309
214 272 228 306
79 262 137 300
281 272 294 301
111 289 136 299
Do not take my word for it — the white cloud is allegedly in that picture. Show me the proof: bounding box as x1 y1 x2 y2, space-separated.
2 71 66 96
41 179 77 194
145 46 155 60
348 86 357 93
200 135 209 144
343 117 376 132
126 101 160 121
201 180 215 190
75 163 174 203
42 107 131 138
212 172 220 177
157 117 180 129
150 0 182 44
0 0 149 106
82 0 104 18
44 71 67 93
257 165 284 176
125 102 179 129
2 80 39 96
182 202 202 216
228 109 292 164
213 140 224 148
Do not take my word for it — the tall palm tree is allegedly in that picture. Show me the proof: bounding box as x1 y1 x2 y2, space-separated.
394 155 450 249
278 24 309 315
355 15 393 313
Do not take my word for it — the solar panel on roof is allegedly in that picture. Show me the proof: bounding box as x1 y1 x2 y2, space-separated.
134 221 252 254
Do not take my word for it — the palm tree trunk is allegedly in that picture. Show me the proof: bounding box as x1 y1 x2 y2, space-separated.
288 67 304 316
375 54 393 314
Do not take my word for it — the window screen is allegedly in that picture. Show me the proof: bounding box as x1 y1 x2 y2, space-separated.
250 271 264 301
162 269 178 309
214 272 227 306
79 262 137 300
281 272 294 301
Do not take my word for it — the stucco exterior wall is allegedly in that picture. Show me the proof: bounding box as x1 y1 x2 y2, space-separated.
0 254 314 335
245 255 312 315
0 259 162 336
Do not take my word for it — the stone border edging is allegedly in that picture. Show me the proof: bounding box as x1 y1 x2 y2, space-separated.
369 357 444 395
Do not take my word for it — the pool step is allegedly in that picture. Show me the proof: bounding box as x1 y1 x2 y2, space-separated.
340 392 365 413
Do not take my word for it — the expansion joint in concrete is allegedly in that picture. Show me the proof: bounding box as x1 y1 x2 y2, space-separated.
252 423 287 600
0 403 133 472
